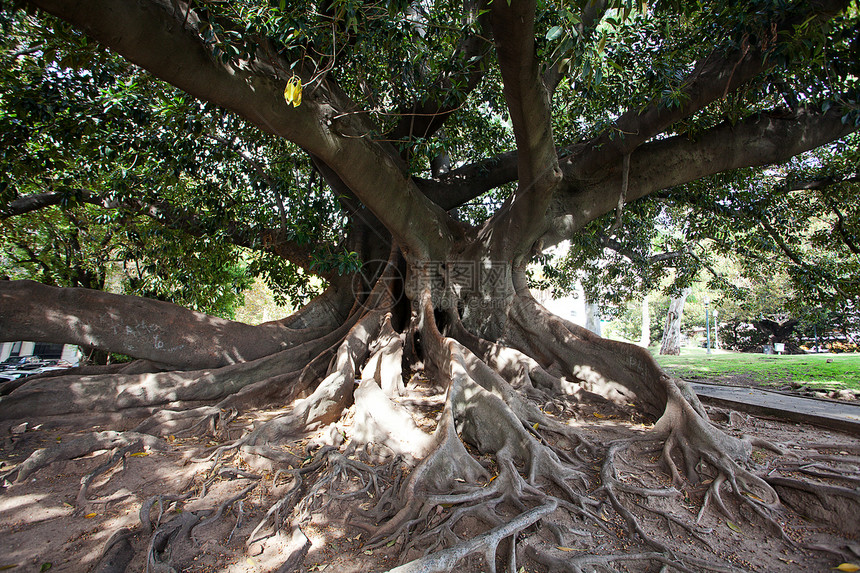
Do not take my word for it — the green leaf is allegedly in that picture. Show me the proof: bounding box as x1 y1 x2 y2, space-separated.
41 564 53 572
546 26 563 42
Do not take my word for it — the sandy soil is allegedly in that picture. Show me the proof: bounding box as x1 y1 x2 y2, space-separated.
1 375 858 573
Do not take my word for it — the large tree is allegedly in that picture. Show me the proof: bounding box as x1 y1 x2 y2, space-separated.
2 0 860 571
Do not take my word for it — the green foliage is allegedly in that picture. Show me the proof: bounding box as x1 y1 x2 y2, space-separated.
544 0 860 318
0 204 111 289
0 11 346 314
549 134 860 325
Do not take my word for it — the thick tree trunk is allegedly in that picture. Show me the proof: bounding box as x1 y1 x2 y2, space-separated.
4 0 858 568
0 280 347 370
659 287 692 355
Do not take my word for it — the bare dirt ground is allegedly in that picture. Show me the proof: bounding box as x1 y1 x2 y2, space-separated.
1 374 858 573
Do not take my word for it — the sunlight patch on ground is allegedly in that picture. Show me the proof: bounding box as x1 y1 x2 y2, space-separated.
0 492 58 519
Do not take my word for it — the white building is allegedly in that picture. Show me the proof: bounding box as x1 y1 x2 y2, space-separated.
0 341 81 364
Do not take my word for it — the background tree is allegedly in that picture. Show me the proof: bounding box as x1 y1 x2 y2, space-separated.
659 286 692 355
1 1 860 571
549 133 860 353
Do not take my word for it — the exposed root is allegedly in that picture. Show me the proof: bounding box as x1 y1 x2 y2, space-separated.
236 309 387 451
4 272 856 573
361 314 406 397
596 440 679 551
146 510 205 572
349 377 434 463
92 528 137 573
367 391 488 546
142 468 262 572
382 499 557 573
631 499 715 549
765 474 860 537
140 492 194 534
190 479 260 544
246 445 398 546
76 441 142 508
526 546 741 573
2 430 164 484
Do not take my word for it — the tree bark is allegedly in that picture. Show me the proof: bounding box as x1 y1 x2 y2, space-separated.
4 2 858 570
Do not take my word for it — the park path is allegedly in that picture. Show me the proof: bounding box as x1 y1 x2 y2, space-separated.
690 381 860 435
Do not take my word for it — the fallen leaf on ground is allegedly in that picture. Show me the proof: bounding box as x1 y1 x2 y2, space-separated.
726 521 742 534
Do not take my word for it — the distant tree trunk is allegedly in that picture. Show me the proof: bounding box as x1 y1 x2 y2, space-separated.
660 287 692 355
585 299 601 336
82 346 111 366
639 295 651 347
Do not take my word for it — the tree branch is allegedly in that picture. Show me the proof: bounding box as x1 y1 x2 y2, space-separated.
388 0 492 146
488 0 558 194
548 106 859 246
2 189 326 276
27 0 456 261
474 0 562 259
820 192 860 254
415 151 519 210
598 233 686 266
0 280 304 369
565 0 852 174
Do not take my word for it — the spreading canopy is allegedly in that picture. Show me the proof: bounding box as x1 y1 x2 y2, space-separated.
2 0 857 285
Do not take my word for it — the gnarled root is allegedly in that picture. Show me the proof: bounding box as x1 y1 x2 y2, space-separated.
4 270 855 573
92 528 137 573
650 375 789 543
196 308 388 468
383 499 558 573
143 468 260 572
2 430 164 484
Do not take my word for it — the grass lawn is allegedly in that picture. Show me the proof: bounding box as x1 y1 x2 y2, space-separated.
653 348 860 392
